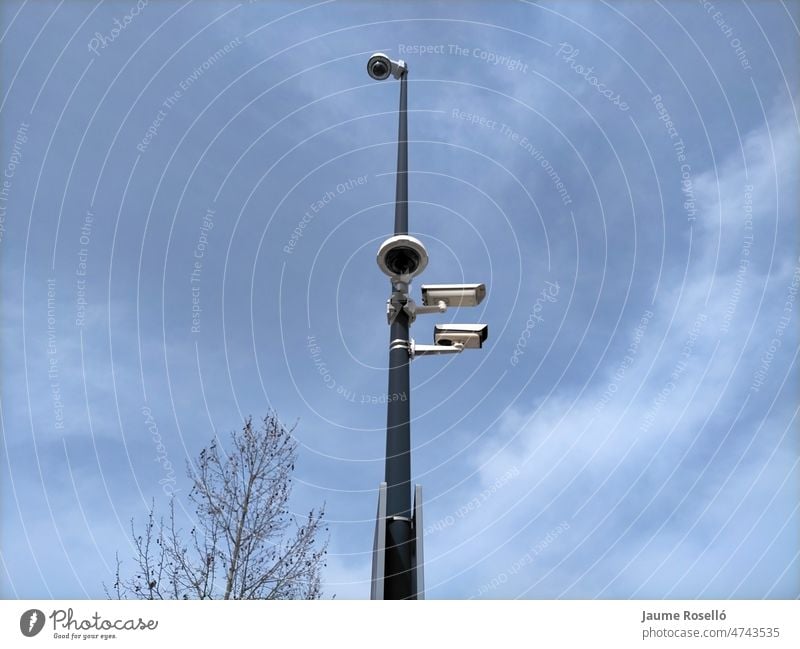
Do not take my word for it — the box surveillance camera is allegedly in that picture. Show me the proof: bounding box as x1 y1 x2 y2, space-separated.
421 283 486 307
433 324 488 349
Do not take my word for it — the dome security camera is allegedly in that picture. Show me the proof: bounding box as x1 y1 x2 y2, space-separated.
376 235 428 280
367 53 392 80
367 53 407 80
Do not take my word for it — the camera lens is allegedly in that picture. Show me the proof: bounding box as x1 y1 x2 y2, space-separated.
371 60 389 78
384 246 420 275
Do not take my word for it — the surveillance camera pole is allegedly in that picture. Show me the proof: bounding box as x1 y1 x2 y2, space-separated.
382 66 416 600
369 56 486 599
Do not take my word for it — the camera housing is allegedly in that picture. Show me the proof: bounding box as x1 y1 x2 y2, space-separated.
433 324 488 349
377 235 429 280
367 53 407 80
421 283 486 308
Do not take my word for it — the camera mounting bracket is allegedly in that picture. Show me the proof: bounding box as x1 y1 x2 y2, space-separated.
409 339 464 359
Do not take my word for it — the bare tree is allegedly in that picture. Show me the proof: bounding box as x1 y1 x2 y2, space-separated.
108 413 328 599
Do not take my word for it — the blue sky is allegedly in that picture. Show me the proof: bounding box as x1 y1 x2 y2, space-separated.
1 0 798 599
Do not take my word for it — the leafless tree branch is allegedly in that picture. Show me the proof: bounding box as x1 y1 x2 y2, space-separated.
108 413 328 599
